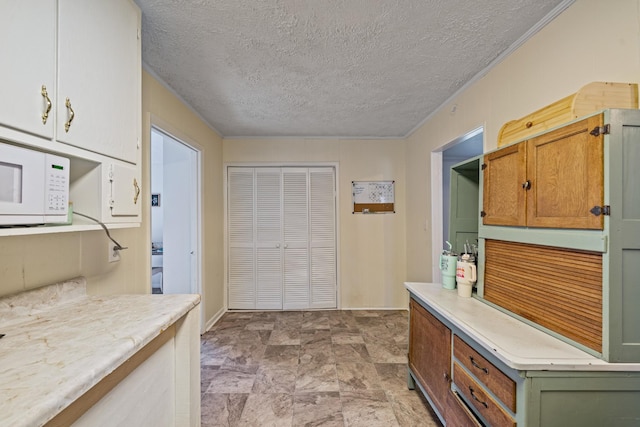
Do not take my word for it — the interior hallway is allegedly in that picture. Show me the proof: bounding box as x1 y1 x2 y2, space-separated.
200 309 442 426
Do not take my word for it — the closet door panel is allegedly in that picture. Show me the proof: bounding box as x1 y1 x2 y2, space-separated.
309 168 337 308
227 166 337 310
228 168 255 309
282 169 310 309
256 248 282 309
256 168 282 309
228 247 255 309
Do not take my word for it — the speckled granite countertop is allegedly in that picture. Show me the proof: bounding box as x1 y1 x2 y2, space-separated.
0 278 200 427
405 282 640 372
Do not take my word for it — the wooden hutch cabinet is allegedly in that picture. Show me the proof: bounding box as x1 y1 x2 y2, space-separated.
482 114 605 230
478 109 640 362
410 109 640 426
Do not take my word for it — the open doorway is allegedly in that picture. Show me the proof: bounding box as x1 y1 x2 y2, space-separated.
150 127 201 298
430 127 483 282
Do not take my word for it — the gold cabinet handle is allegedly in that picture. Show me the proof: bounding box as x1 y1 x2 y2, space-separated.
133 178 140 204
41 85 52 124
64 97 75 132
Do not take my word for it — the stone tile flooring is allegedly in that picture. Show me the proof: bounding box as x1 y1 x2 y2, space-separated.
201 310 442 427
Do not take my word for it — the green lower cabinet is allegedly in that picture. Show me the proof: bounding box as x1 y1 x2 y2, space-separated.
524 372 640 427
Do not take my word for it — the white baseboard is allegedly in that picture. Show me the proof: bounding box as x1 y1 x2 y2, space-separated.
204 307 408 331
203 306 226 333
341 307 409 312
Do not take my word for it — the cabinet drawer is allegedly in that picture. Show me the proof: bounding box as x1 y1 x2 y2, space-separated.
454 335 516 412
448 390 483 427
454 362 516 427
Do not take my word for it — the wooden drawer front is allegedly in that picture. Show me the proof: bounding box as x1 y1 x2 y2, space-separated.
454 335 516 412
447 390 483 427
454 363 516 427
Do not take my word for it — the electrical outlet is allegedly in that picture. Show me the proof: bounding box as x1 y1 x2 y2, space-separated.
108 242 120 263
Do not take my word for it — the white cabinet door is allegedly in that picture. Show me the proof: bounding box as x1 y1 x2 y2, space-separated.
57 0 140 163
109 163 141 217
256 168 283 309
282 169 310 310
228 168 256 309
0 1 55 140
309 168 337 308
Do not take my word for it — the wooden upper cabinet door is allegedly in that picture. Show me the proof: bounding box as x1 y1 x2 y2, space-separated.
526 114 604 229
482 142 527 226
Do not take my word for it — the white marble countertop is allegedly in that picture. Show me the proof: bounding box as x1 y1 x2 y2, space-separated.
0 280 200 427
405 282 640 372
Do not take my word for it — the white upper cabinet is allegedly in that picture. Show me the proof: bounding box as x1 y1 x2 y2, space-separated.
57 0 141 164
0 0 141 233
108 163 141 217
0 1 56 140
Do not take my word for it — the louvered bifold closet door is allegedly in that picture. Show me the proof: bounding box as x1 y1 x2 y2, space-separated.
309 168 337 308
255 168 283 309
228 168 256 309
282 168 310 309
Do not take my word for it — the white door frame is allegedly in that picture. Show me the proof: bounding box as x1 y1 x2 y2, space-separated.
224 162 341 310
148 115 203 330
430 127 483 283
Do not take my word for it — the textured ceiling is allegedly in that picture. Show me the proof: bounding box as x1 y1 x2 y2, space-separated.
135 0 570 138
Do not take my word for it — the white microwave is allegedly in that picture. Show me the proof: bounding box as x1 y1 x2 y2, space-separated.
0 142 70 226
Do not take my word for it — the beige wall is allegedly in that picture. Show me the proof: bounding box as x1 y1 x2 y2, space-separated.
3 0 637 315
0 71 226 330
224 138 407 308
405 0 640 281
141 70 225 326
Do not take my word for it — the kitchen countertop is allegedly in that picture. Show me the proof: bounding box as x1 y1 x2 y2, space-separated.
0 278 200 427
405 282 640 372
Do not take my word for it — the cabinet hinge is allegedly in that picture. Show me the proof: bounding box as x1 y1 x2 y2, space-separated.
480 211 487 218
590 205 610 216
481 163 487 170
589 124 610 136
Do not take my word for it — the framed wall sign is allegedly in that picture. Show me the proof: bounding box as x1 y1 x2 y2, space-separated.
352 181 395 213
151 193 161 207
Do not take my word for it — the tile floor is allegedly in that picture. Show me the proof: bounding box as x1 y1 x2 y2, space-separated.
200 309 442 427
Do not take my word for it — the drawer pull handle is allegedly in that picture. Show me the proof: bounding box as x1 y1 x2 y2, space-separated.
41 85 52 124
64 97 75 132
469 386 488 408
470 356 489 374
133 178 141 204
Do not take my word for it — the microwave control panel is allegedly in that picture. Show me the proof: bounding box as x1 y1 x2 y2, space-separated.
45 154 70 214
